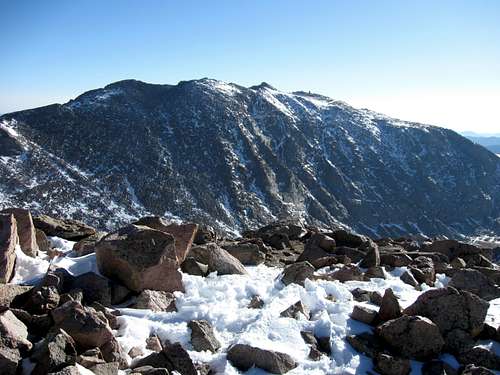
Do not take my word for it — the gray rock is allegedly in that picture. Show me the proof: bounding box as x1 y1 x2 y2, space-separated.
350 305 378 325
133 290 176 312
33 214 96 241
227 343 297 374
280 301 310 320
181 257 208 276
449 269 500 301
374 353 411 375
400 270 420 288
221 241 265 265
281 261 315 286
378 288 401 322
188 320 221 352
0 309 32 352
1 208 38 257
189 243 248 275
0 214 17 283
31 328 77 375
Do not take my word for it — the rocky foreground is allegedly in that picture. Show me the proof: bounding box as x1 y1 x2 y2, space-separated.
1 208 500 374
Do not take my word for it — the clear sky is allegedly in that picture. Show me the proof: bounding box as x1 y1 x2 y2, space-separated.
1 0 499 133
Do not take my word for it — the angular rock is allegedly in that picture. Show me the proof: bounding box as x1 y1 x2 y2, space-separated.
0 309 32 352
23 285 60 314
180 257 208 276
450 257 467 269
0 214 17 283
280 301 310 320
0 284 32 307
70 272 112 306
421 360 457 375
248 295 264 309
458 347 500 371
359 242 380 268
327 265 365 282
380 253 413 267
461 364 495 375
33 214 96 240
77 348 105 368
221 241 265 265
329 230 365 247
309 255 351 269
51 301 113 349
1 208 38 257
445 329 475 355
350 305 378 325
194 224 216 245
403 287 489 337
36 228 51 252
95 224 184 292
89 362 119 375
0 347 21 375
189 243 247 275
99 336 128 369
227 343 297 374
411 256 436 286
73 232 106 256
400 270 420 288
31 328 77 375
346 332 385 358
374 353 411 375
334 246 366 262
133 290 176 312
365 266 385 279
188 320 221 352
161 341 197 375
378 288 401 322
281 261 314 286
146 335 163 352
131 366 170 375
449 269 500 301
377 315 445 360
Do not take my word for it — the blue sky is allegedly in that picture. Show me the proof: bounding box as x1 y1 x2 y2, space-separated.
1 0 499 133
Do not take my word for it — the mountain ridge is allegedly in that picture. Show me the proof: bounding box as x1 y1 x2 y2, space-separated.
1 78 499 238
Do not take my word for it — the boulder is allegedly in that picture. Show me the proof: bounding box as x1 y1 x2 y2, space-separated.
378 288 401 322
221 241 265 265
329 230 365 247
73 232 106 256
400 271 420 288
376 315 445 360
131 366 170 375
0 284 32 307
0 347 21 375
422 240 484 260
359 241 380 268
410 256 436 286
33 214 96 240
135 341 197 375
458 347 500 371
132 290 176 312
403 287 489 338
189 243 247 275
281 261 314 286
449 269 500 301
51 301 113 349
346 332 386 358
350 305 378 325
0 214 18 283
31 328 77 375
180 257 208 276
89 362 119 375
309 255 351 269
146 336 163 352
374 353 411 375
36 228 51 252
95 224 184 292
100 337 128 369
461 364 495 374
327 265 365 282
334 246 366 262
451 257 467 269
0 309 32 352
70 272 112 306
380 253 413 267
193 224 216 245
1 208 38 257
133 217 198 263
188 320 221 352
350 288 383 305
77 348 105 368
421 360 457 375
23 285 60 314
227 343 297 374
280 301 310 320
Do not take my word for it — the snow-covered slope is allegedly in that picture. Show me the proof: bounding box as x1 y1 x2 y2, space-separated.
1 79 499 237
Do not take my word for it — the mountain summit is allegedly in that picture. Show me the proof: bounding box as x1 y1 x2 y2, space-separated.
1 78 499 237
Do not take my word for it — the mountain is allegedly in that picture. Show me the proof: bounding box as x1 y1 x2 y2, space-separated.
465 135 500 154
1 78 499 237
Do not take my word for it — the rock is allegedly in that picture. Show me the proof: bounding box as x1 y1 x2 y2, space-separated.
350 305 378 325
0 214 18 283
0 347 21 375
23 285 60 314
48 365 82 374
329 230 365 247
451 257 467 268
478 323 497 341
189 243 247 275
89 362 119 375
359 242 380 268
248 295 264 309
445 329 475 355
378 288 401 322
449 269 500 301
51 301 113 349
194 224 216 245
73 232 106 256
365 266 385 279
227 343 297 374
422 240 484 260
422 360 457 375
377 315 445 360
327 265 365 282
100 337 128 369
133 217 198 263
374 353 411 375
316 336 331 355
180 257 208 276
36 228 51 252
346 332 386 358
70 272 113 306
221 241 265 265
161 341 197 375
281 261 314 286
334 246 366 262
280 301 310 320
133 290 176 312
350 288 383 305
458 347 500 371
309 255 351 269
403 287 489 338
0 309 32 352
131 366 170 375
1 208 38 257
146 336 163 352
31 328 77 375
77 348 105 368
461 364 495 374
33 214 96 240
188 320 221 352
411 256 436 286
400 270 420 288
128 346 144 359
95 224 184 292
0 284 32 307
380 253 413 267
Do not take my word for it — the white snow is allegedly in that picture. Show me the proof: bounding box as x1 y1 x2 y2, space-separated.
9 239 500 374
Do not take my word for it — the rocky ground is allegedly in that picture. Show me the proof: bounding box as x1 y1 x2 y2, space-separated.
1 208 499 374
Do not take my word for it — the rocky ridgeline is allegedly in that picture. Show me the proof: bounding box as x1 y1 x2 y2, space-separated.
1 208 499 374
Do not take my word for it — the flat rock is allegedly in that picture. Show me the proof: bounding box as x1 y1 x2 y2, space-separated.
227 343 297 374
350 305 378 325
33 214 96 240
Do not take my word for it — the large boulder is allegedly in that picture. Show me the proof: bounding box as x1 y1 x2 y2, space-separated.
0 214 17 283
296 233 335 263
422 240 486 260
189 243 247 275
51 301 113 349
377 315 445 360
359 242 380 268
378 288 402 322
281 261 315 286
133 217 198 263
403 287 489 338
73 232 106 256
95 224 184 292
1 208 38 257
449 269 500 301
227 344 297 374
221 241 265 265
188 320 220 353
33 214 96 240
0 284 32 307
